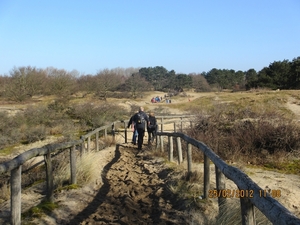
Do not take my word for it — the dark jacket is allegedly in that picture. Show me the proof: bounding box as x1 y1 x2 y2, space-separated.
148 115 157 131
127 113 137 129
132 111 149 130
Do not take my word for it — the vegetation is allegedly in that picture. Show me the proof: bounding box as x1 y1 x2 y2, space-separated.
22 200 58 219
0 100 125 151
0 59 300 223
0 56 299 103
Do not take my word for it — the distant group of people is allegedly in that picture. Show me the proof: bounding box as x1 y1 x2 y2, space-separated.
127 107 158 151
151 96 162 103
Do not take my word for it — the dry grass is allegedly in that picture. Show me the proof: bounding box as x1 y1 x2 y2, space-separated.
54 151 104 188
207 199 272 225
0 183 10 204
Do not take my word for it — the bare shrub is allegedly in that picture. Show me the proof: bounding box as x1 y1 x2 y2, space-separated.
106 91 131 99
23 125 47 143
47 98 70 113
67 103 126 129
189 107 300 165
0 112 24 148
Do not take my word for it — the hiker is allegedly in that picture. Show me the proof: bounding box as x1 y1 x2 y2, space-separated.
129 106 149 150
127 111 138 145
147 111 157 144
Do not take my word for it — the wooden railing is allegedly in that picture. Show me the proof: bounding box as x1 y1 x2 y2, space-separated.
155 131 300 225
1 114 299 225
0 115 189 225
0 120 125 225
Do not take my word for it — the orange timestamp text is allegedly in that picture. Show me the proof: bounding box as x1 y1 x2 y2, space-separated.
208 189 282 198
209 189 254 198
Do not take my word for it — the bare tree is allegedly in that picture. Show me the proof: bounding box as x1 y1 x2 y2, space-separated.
45 67 77 98
124 73 151 98
0 75 10 97
95 69 123 100
5 66 47 102
190 73 211 92
77 74 97 95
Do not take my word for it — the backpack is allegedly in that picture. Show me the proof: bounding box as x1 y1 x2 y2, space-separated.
137 113 145 124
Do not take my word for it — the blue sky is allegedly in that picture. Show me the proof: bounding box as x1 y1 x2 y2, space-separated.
0 0 299 75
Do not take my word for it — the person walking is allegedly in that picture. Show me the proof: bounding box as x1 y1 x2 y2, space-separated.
129 107 149 151
127 111 138 145
147 111 157 144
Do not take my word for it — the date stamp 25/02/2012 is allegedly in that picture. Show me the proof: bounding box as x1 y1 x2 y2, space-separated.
208 189 281 198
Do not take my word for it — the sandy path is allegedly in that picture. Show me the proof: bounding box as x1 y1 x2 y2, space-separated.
21 144 191 225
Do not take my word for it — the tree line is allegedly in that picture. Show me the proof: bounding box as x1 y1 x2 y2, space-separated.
0 56 299 102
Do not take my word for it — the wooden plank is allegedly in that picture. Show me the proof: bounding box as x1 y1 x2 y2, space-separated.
124 121 128 144
80 137 85 156
215 165 226 213
203 154 210 199
160 136 164 152
187 143 192 173
240 197 256 225
96 132 99 151
87 136 91 152
11 165 21 225
44 151 54 202
70 146 77 184
168 136 173 162
176 137 183 164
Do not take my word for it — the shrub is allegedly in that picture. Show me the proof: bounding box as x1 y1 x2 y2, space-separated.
189 107 300 165
67 103 126 129
23 125 47 143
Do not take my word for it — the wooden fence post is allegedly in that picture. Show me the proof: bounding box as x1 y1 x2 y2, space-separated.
96 132 99 151
124 121 128 143
173 122 177 132
104 128 107 138
203 154 210 199
176 137 183 164
87 136 91 152
80 136 85 156
240 197 256 225
45 151 54 202
215 165 226 213
160 135 164 152
155 135 159 151
112 123 115 142
187 143 192 173
168 136 173 162
180 117 183 132
70 145 76 185
160 117 164 132
11 165 21 225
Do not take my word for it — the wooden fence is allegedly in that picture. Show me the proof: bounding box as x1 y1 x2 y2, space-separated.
155 131 300 225
0 114 299 224
0 115 190 225
0 120 125 225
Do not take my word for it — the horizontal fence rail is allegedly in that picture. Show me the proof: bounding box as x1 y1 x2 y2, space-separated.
156 131 300 225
